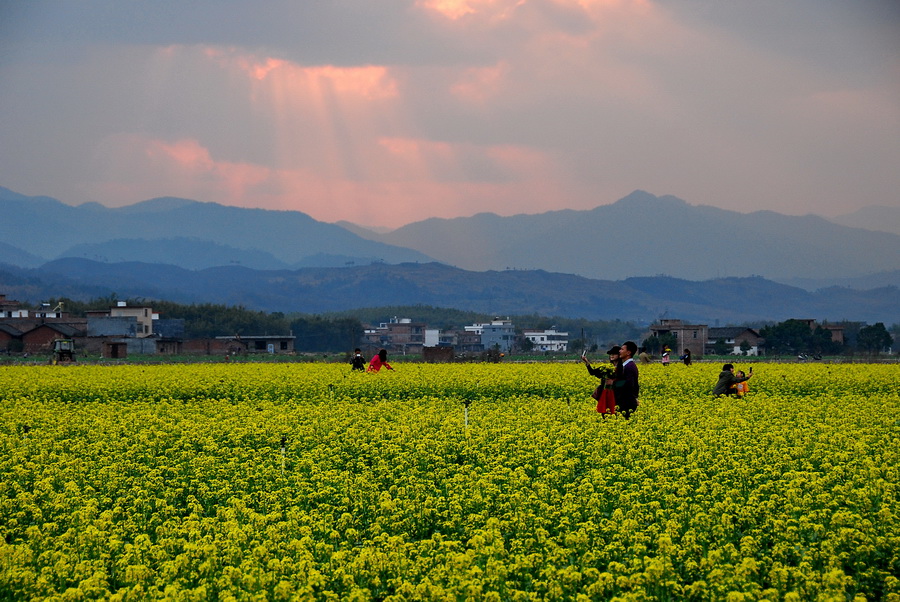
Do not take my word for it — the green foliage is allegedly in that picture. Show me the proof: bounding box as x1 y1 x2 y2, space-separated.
519 336 535 352
151 300 286 338
713 337 730 355
290 316 363 352
760 319 843 356
857 322 893 355
642 333 676 355
761 319 812 355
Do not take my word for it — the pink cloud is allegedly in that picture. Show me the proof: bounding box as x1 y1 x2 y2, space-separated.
145 138 215 171
87 129 574 227
418 0 654 23
81 35 677 226
451 62 510 103
416 0 525 21
202 46 399 100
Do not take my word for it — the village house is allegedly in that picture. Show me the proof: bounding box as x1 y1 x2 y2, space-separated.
104 301 156 337
466 318 516 353
83 302 163 357
424 328 456 348
0 294 20 318
706 327 765 356
0 323 24 351
214 334 295 354
648 319 708 359
523 328 569 352
451 328 485 353
791 319 845 345
362 317 426 355
20 322 85 354
0 295 88 353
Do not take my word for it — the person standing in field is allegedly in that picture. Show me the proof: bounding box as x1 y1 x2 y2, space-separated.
350 348 366 371
713 363 752 396
583 345 620 416
680 348 692 366
616 341 640 419
367 348 394 372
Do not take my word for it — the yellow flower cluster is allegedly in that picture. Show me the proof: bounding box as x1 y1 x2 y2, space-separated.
1 362 898 600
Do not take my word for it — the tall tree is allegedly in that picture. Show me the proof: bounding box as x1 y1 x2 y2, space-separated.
760 319 815 355
857 323 893 355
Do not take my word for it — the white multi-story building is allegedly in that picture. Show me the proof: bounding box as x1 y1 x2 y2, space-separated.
523 328 569 352
466 318 516 353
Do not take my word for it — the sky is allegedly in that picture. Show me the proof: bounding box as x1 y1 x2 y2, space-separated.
1 0 898 229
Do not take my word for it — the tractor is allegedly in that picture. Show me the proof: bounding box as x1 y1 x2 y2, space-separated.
52 338 76 364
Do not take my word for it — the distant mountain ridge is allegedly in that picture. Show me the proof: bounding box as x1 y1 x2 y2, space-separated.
0 187 433 268
372 191 900 282
830 205 900 236
0 241 44 268
1 186 897 287
3 259 897 324
61 237 289 271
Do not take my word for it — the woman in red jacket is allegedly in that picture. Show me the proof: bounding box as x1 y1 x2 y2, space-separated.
367 348 394 372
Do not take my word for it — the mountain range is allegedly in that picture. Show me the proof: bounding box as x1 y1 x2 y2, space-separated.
1 258 897 325
2 187 896 287
831 205 900 236
0 185 898 324
366 191 900 283
0 187 433 269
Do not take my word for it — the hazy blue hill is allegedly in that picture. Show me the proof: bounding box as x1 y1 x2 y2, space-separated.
0 241 46 268
377 191 900 282
831 205 900 236
0 187 434 268
0 188 90 256
116 196 199 213
21 258 899 324
334 221 393 239
776 269 900 291
58 238 290 271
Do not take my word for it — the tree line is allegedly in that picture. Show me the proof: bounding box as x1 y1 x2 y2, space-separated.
639 319 895 358
45 296 896 355
47 297 644 353
759 319 893 356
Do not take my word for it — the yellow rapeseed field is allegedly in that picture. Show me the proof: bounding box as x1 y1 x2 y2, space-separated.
1 361 898 600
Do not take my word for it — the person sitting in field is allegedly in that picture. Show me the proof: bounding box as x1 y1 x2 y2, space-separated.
367 349 394 372
713 363 752 397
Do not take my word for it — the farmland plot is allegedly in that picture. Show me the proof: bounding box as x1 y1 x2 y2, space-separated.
1 362 898 600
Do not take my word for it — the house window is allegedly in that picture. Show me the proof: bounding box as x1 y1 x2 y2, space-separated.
280 341 288 350
693 330 698 338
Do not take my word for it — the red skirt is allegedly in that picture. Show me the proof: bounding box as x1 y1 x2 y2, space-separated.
593 386 616 414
